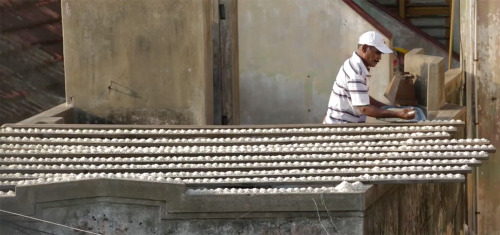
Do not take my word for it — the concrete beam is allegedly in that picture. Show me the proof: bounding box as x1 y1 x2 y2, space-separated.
17 103 73 124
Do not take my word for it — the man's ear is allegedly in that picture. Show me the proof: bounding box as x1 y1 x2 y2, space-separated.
361 44 369 53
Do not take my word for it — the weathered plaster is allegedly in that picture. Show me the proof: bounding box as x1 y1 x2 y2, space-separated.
476 4 500 233
0 179 464 235
62 0 214 125
461 0 500 233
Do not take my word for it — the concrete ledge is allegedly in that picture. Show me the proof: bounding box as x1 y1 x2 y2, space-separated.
406 48 424 55
17 103 74 124
0 179 184 216
0 179 377 220
174 191 368 215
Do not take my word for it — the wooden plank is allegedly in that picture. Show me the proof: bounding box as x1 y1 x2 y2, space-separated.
0 135 453 147
0 152 488 164
0 169 471 184
212 0 222 125
0 162 482 174
0 144 493 156
0 185 15 191
0 177 35 181
185 178 466 188
0 129 457 136
219 0 240 125
406 6 450 17
399 0 405 18
0 131 456 139
0 177 467 192
1 121 465 129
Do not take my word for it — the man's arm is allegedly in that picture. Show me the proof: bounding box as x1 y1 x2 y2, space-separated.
355 105 416 119
369 96 389 108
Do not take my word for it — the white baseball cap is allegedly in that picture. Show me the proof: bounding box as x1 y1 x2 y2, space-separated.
358 31 393 54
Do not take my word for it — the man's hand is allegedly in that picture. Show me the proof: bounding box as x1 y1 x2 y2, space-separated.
356 105 416 120
396 107 416 119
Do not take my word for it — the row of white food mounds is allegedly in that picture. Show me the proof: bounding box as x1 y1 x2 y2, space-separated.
0 163 474 193
0 165 474 180
0 140 492 149
0 172 466 190
0 121 463 136
0 136 489 146
0 151 490 163
0 144 495 153
0 121 495 197
3 133 475 144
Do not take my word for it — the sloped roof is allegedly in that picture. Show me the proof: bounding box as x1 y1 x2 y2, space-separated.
0 0 65 124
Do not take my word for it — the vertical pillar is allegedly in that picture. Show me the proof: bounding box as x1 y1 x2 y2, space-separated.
404 50 445 117
62 0 215 125
399 0 406 19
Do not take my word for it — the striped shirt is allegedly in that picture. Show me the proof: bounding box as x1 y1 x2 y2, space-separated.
324 52 371 124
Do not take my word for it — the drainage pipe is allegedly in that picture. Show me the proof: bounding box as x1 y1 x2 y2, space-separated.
472 0 479 233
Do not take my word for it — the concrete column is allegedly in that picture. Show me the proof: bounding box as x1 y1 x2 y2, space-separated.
460 0 500 233
404 51 445 116
62 0 214 125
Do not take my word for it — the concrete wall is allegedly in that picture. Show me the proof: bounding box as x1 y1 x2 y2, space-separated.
365 183 465 234
452 0 461 55
0 202 362 235
353 0 460 70
62 0 214 125
460 0 500 234
0 179 463 235
0 179 367 234
238 0 393 124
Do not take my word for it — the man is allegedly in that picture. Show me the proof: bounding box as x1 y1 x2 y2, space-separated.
323 31 416 124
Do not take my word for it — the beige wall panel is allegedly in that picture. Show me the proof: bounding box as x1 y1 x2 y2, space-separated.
62 0 213 124
461 0 500 233
476 0 500 233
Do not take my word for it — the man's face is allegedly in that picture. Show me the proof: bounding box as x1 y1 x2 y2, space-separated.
361 45 382 68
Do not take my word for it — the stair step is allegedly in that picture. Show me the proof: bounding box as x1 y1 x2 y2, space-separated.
420 28 450 38
372 0 453 47
406 6 450 17
375 0 450 6
410 17 450 27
